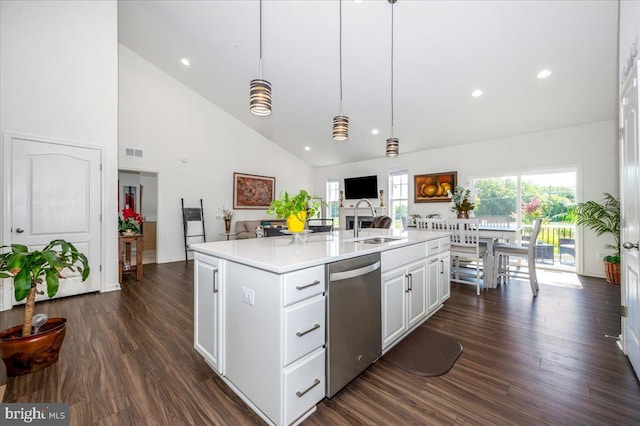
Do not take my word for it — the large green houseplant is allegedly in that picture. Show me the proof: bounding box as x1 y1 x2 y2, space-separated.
267 190 321 232
0 239 90 375
573 193 620 284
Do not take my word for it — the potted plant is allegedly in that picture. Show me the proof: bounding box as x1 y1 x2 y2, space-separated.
267 190 321 232
573 193 620 284
0 239 90 375
119 207 142 235
447 186 475 219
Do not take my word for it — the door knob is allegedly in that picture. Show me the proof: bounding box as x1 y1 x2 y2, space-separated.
623 241 639 250
15 228 24 233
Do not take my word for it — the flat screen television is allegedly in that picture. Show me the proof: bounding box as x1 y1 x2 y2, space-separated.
344 175 378 199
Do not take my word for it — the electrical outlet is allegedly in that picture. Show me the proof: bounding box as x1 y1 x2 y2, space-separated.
242 287 255 306
596 250 604 259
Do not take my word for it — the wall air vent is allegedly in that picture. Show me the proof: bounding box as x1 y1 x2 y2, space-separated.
125 148 143 158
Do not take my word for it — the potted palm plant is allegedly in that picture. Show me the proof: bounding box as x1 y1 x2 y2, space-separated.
573 193 620 284
267 190 321 232
0 239 90 375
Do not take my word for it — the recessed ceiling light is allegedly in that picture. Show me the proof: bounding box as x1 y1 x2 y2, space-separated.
537 69 552 79
371 129 379 135
180 58 190 66
304 146 311 151
353 0 364 3
471 89 483 98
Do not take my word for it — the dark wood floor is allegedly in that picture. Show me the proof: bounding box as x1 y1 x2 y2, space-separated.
1 261 638 425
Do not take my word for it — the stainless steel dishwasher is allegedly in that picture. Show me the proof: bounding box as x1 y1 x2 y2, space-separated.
326 252 382 398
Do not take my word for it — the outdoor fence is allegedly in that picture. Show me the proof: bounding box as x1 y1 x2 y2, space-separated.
521 222 576 266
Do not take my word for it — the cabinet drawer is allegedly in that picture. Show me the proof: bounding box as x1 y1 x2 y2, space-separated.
283 349 325 425
284 295 325 365
439 237 451 252
283 266 325 306
426 239 440 256
381 242 426 271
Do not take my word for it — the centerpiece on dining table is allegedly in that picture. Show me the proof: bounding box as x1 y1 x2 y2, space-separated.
447 186 475 219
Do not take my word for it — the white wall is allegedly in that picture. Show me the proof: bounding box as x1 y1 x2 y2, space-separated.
140 172 158 222
118 46 313 263
314 120 618 278
0 1 119 294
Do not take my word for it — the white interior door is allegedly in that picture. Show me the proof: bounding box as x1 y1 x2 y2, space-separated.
11 138 102 303
621 64 640 378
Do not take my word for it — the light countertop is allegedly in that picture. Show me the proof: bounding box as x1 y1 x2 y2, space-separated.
190 228 449 273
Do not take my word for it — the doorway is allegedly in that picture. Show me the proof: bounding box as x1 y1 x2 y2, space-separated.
2 135 103 309
118 170 158 264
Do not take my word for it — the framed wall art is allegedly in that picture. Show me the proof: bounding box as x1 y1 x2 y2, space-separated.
414 171 457 203
233 172 276 209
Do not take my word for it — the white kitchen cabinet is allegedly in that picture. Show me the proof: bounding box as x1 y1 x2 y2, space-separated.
381 257 427 350
439 252 451 304
427 256 441 313
427 240 451 312
382 268 407 347
407 260 427 328
193 252 224 374
223 262 325 426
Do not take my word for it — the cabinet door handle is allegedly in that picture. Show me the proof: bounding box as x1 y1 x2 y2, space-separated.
408 273 413 291
296 280 321 290
213 268 219 293
296 378 321 398
296 323 320 337
440 259 444 274
405 274 410 292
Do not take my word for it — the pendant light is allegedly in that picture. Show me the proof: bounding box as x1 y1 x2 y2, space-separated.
332 0 349 140
250 0 272 116
386 0 399 157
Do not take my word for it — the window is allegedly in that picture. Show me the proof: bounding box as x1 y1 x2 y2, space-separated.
473 171 577 270
389 170 408 229
326 178 340 228
473 171 576 226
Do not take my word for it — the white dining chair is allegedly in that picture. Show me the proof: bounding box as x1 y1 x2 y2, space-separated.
415 218 447 231
493 218 542 296
447 218 487 295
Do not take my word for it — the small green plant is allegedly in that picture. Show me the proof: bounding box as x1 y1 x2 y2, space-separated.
0 239 90 336
267 190 321 220
573 193 620 264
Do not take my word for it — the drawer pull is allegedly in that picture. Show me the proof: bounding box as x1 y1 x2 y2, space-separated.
296 378 321 398
296 280 321 290
296 323 320 337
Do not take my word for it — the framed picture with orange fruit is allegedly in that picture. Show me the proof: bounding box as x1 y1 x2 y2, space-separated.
414 171 457 203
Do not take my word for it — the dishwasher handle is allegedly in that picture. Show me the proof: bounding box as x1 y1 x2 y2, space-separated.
330 261 381 282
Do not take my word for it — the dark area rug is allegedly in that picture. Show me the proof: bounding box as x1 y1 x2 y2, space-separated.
383 327 463 376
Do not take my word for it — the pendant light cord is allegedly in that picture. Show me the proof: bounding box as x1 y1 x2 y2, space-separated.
259 0 263 78
390 2 394 137
339 0 344 115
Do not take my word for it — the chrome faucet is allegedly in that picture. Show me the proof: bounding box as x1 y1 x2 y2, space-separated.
353 199 377 238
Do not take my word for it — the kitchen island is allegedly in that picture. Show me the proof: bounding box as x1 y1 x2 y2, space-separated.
190 228 450 426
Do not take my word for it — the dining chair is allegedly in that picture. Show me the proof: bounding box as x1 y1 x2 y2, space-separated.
307 218 334 233
415 217 447 231
447 218 487 295
478 216 512 228
493 218 542 296
371 215 392 229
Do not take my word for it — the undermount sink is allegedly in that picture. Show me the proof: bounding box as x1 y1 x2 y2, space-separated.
359 236 405 244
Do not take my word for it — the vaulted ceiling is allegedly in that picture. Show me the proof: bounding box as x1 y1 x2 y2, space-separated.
118 0 619 167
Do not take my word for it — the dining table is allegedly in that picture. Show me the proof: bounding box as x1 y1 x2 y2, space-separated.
409 223 523 289
477 225 523 288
